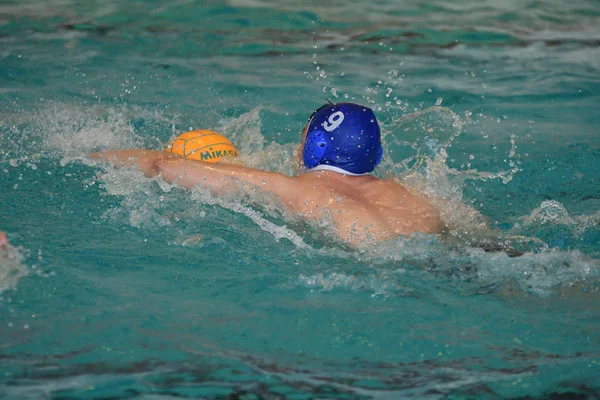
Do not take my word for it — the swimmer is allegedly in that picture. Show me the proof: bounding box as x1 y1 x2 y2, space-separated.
0 231 8 262
91 103 442 245
0 231 8 250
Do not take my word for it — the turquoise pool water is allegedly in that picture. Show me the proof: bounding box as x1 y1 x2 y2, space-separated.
1 0 599 398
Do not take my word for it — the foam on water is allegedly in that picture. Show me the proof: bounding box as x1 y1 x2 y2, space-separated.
219 107 299 176
1 104 177 168
380 105 518 234
18 100 594 298
296 270 414 298
75 107 341 252
515 200 600 234
0 239 27 295
291 232 599 297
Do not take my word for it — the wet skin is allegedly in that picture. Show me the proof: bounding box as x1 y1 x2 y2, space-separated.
0 232 7 249
91 128 442 245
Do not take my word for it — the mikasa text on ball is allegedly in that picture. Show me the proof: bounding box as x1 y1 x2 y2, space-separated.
167 130 238 162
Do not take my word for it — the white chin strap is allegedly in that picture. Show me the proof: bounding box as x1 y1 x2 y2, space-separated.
308 164 369 176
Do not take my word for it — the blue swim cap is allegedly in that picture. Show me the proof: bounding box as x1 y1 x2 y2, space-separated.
302 103 382 175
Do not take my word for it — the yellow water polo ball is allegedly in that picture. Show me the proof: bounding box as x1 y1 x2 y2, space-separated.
166 130 238 162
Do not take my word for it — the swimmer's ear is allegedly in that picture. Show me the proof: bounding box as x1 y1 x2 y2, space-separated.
303 129 328 168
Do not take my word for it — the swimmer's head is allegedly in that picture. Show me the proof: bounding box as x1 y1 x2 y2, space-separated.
301 102 382 175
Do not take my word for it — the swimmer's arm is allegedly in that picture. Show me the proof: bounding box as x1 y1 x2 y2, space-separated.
90 149 297 202
156 158 296 200
89 150 182 177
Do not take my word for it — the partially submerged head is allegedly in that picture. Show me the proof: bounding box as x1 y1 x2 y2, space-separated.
300 102 382 175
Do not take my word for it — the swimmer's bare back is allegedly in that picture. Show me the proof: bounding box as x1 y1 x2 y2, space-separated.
91 150 442 245
291 171 442 243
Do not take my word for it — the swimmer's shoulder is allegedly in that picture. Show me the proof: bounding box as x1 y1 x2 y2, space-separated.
374 178 444 233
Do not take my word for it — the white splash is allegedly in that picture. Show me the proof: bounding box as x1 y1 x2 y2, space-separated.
0 240 28 294
297 270 413 298
218 107 298 175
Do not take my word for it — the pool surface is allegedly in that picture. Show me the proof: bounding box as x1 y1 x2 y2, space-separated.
1 0 599 398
